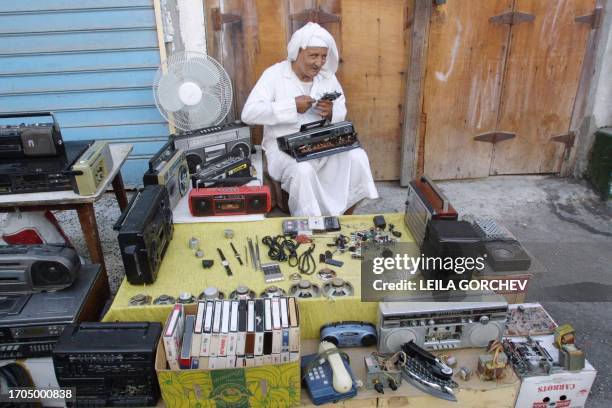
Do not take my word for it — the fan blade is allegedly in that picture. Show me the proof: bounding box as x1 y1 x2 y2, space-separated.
185 59 221 87
157 72 184 112
184 92 222 128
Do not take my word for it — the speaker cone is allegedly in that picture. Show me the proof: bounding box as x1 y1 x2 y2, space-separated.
31 261 70 286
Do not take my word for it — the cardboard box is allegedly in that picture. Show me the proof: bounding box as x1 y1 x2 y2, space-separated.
156 303 301 408
509 335 596 408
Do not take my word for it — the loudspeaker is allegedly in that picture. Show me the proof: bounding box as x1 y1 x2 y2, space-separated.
0 245 80 294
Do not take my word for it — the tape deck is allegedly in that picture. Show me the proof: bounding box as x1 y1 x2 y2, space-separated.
114 185 173 284
0 112 64 158
172 121 252 173
378 301 508 353
189 185 271 216
143 141 189 209
0 245 80 294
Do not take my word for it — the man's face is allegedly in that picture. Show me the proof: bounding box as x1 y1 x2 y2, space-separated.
295 47 328 80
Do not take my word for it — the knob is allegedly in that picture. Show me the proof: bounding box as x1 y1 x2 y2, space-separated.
428 319 435 326
479 315 490 324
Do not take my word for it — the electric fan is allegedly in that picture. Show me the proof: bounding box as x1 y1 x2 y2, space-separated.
153 51 233 131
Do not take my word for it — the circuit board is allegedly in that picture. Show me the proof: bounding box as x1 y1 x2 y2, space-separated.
505 305 558 336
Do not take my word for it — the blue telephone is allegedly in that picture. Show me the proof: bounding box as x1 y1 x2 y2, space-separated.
301 341 358 405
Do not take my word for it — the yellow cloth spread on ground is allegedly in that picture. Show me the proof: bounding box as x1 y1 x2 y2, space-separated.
103 213 412 338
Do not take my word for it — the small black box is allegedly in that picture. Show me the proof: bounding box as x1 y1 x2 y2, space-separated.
421 220 481 284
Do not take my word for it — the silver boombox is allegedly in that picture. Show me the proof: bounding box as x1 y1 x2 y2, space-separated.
378 301 508 353
171 122 252 174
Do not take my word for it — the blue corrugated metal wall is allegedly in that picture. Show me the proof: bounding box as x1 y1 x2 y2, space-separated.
0 0 169 186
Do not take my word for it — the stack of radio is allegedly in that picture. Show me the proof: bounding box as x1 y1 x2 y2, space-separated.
0 112 114 196
403 175 532 286
0 244 105 360
163 297 300 370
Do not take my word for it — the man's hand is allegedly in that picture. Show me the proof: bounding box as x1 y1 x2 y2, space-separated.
295 95 316 113
315 99 333 120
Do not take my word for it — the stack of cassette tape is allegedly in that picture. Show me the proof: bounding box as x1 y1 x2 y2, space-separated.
163 297 300 370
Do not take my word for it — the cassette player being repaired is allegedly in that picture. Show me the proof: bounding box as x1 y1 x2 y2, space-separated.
277 120 360 162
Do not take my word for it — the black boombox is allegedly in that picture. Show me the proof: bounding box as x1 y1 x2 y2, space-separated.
143 141 190 209
53 322 162 407
0 112 64 158
0 244 80 294
114 185 173 284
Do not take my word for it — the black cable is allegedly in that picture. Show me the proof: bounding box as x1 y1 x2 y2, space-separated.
261 235 299 264
298 243 316 275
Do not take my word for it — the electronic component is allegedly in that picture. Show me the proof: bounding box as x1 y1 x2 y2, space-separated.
554 324 585 371
0 244 80 294
400 340 457 401
484 241 531 271
198 287 225 300
153 294 176 305
177 292 195 304
324 258 344 267
202 260 214 269
505 304 558 336
289 280 321 298
317 268 337 281
143 141 189 209
301 341 357 405
114 185 174 284
189 185 271 216
189 237 199 250
129 293 152 306
420 220 481 286
277 120 360 162
260 286 286 298
320 321 376 347
71 141 113 195
171 122 252 173
0 140 91 195
261 263 283 283
477 341 508 381
365 354 401 393
0 112 64 158
195 248 204 258
53 322 162 407
191 155 252 188
322 278 354 297
404 175 458 246
378 301 508 352
502 337 556 378
318 91 342 101
0 264 103 359
373 215 386 229
229 285 256 300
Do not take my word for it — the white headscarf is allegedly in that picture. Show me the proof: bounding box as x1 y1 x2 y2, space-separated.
287 22 339 76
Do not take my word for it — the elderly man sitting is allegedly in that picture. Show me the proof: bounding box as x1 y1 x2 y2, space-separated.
241 22 378 216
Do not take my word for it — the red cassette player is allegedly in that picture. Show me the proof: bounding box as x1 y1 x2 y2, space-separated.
189 185 271 216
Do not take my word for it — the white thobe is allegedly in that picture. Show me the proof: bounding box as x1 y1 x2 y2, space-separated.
241 60 379 216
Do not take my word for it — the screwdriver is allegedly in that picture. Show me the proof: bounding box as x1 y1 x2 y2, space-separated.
230 242 243 265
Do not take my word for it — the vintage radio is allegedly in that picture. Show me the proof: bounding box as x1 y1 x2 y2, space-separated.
378 301 508 353
0 112 64 158
0 244 80 294
277 120 360 162
114 185 173 284
70 141 113 195
404 175 458 246
189 185 271 216
53 322 162 407
143 141 189 209
172 121 252 173
0 264 103 359
0 140 92 195
191 154 252 188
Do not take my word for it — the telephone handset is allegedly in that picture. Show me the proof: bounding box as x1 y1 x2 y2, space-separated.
301 341 357 405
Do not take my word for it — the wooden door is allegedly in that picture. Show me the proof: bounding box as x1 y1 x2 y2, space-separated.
422 0 512 179
490 0 596 174
421 0 597 179
204 0 411 180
